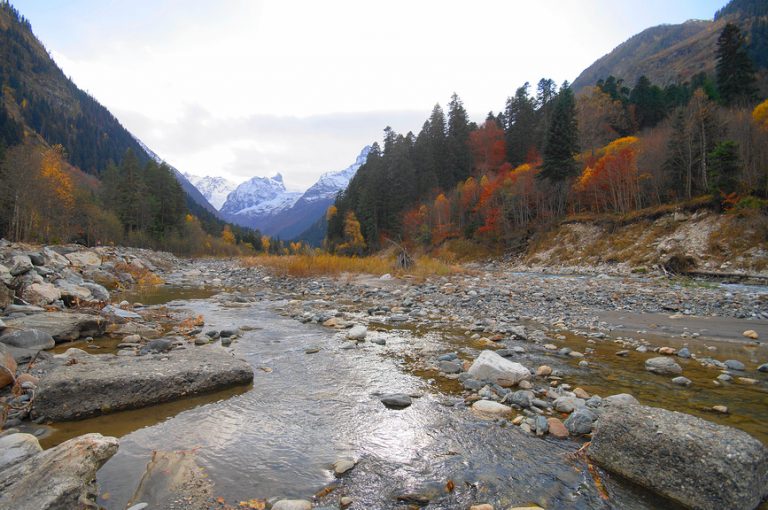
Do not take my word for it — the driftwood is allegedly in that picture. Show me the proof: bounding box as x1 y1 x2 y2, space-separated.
386 239 414 270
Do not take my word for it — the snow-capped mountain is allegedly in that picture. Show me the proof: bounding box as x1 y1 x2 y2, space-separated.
220 173 301 228
183 173 237 210
301 145 371 203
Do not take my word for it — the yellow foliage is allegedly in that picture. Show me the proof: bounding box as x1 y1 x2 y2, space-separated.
221 225 236 244
185 214 196 223
338 211 366 254
602 136 639 154
40 144 74 209
261 235 271 253
326 205 338 221
753 99 768 130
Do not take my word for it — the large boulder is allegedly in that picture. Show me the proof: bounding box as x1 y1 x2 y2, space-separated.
645 356 682 375
588 403 768 510
0 433 42 471
9 255 33 276
0 433 118 510
64 250 102 268
0 329 55 351
55 281 93 301
467 350 531 386
4 312 108 341
34 347 254 421
21 283 61 306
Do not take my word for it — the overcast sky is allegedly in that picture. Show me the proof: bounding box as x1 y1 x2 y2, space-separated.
15 0 725 191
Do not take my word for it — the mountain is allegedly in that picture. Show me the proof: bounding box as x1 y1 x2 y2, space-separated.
183 173 236 210
572 0 768 91
260 145 371 240
215 146 370 239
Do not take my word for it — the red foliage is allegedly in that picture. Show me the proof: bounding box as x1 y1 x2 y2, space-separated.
469 120 506 172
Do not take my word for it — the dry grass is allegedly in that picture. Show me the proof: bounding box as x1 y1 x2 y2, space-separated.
241 253 463 279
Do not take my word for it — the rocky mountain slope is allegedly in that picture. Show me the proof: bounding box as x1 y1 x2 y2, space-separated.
572 0 768 91
183 174 236 210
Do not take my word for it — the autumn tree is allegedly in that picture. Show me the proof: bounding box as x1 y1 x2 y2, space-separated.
221 225 236 244
575 137 642 213
470 119 506 172
338 211 366 256
577 86 625 155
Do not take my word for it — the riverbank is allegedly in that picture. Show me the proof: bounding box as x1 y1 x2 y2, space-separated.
1 247 767 509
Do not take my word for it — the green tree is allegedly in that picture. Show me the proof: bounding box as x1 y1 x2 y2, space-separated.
446 93 473 185
505 83 537 166
629 75 666 130
540 82 579 182
708 141 741 196
716 23 758 107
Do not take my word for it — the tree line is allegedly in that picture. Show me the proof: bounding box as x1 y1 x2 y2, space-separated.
327 22 767 254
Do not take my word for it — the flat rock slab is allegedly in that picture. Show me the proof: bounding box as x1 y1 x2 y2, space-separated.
34 346 254 421
0 433 118 510
4 311 108 342
588 403 768 510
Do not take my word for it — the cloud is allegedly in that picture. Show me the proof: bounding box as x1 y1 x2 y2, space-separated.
117 106 428 190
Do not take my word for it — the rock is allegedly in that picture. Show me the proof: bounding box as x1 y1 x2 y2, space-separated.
56 281 94 301
0 351 17 389
380 393 412 409
737 377 758 385
573 387 590 399
724 359 745 371
671 376 692 387
101 304 141 319
758 363 768 373
439 360 462 374
547 417 568 439
564 408 597 435
535 365 552 377
645 356 682 375
219 329 237 338
52 347 92 360
472 400 512 416
553 396 584 413
0 329 55 351
346 324 367 341
712 405 729 414
82 282 109 301
467 350 531 386
658 346 676 355
107 321 161 339
333 458 356 476
21 283 61 306
589 403 768 510
340 496 353 508
194 336 209 345
9 255 33 276
742 329 759 340
0 433 119 510
602 393 639 406
34 348 254 421
0 433 42 471
470 505 494 510
147 338 172 352
271 500 312 510
517 380 532 390
535 415 549 436
509 390 533 408
5 312 107 342
677 347 691 359
64 251 102 268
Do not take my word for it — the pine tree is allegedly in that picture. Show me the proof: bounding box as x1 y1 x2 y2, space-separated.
708 141 741 196
716 23 758 107
505 83 537 166
540 82 579 182
446 93 473 185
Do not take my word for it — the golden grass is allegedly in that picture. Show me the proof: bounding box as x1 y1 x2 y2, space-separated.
241 253 463 279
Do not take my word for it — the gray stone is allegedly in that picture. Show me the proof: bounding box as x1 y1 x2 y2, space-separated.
645 356 682 375
9 255 33 276
758 363 768 373
467 350 530 386
509 390 534 408
147 338 172 353
553 396 585 413
0 433 42 471
535 415 549 435
101 304 141 319
462 378 484 391
564 408 597 435
439 360 462 374
64 251 102 268
677 347 691 358
724 359 745 371
333 458 357 476
82 282 109 301
589 403 768 510
380 393 412 409
0 329 55 351
672 376 692 386
602 393 639 406
0 433 118 510
4 312 107 341
21 283 61 306
34 347 254 421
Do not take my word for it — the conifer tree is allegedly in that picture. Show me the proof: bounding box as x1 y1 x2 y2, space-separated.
540 82 579 182
446 93 473 185
716 23 758 107
505 83 537 166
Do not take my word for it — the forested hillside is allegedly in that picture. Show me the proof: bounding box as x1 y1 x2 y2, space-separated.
327 3 768 260
0 3 258 254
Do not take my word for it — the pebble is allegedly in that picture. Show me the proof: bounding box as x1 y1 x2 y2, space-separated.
535 365 552 377
677 347 691 358
712 405 729 414
671 376 692 387
333 458 356 476
742 330 759 340
346 325 367 341
380 394 412 409
470 505 494 510
547 417 568 439
724 360 745 371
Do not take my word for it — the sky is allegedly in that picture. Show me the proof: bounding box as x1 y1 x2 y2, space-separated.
15 0 726 191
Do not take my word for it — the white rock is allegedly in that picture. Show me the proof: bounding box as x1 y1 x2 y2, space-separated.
346 325 367 341
64 251 102 268
271 500 312 510
467 350 531 385
21 283 61 306
471 400 513 416
0 433 42 471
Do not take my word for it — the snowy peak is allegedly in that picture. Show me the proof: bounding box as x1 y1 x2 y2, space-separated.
220 173 298 217
301 145 371 203
183 173 237 210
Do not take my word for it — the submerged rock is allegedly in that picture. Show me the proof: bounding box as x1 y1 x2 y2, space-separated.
380 393 412 409
0 433 118 510
589 403 768 510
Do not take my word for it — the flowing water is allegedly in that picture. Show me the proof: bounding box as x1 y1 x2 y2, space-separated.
40 288 768 509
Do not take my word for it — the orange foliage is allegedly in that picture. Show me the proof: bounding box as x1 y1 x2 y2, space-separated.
575 136 641 213
469 119 506 172
753 99 768 130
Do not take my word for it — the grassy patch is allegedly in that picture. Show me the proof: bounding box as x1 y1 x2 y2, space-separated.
242 253 463 279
